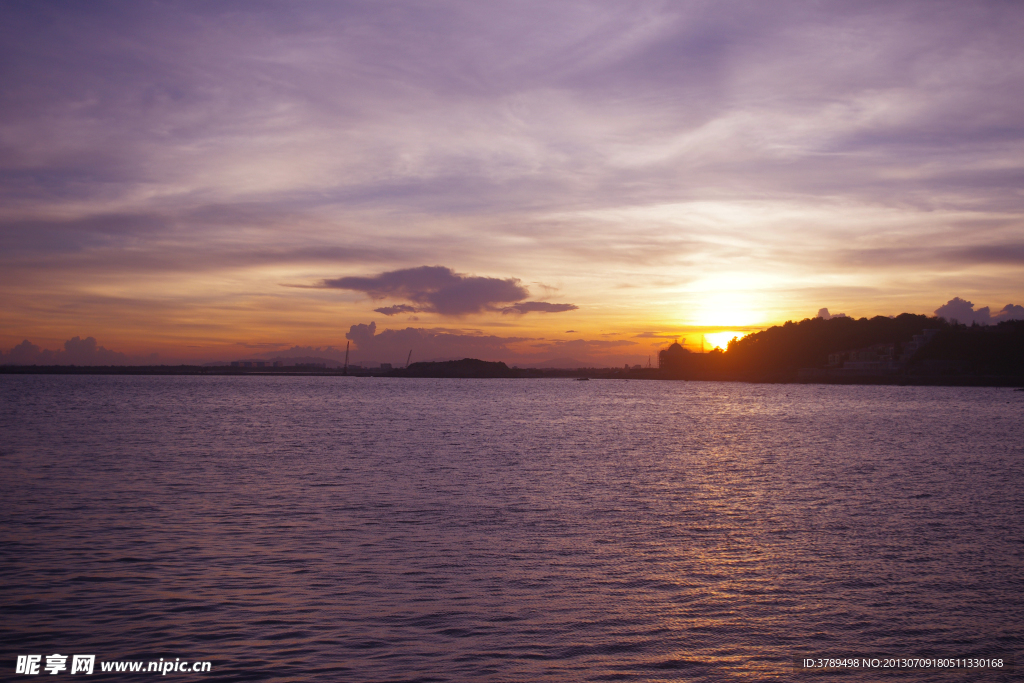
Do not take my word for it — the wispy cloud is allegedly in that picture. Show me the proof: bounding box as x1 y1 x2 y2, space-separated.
1 1 1023 351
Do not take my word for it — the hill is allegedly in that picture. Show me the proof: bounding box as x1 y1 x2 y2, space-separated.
395 358 516 378
723 313 938 377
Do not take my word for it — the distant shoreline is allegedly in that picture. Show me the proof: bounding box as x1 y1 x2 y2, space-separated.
2 364 1022 387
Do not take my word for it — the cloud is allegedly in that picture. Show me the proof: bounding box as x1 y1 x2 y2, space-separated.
323 266 526 315
996 304 1024 321
1 336 135 365
500 301 578 314
827 241 1024 272
323 265 575 316
935 297 1024 325
936 297 988 324
374 304 419 316
816 308 847 320
0 206 407 279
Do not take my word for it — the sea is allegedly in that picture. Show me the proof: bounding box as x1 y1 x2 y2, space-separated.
1 375 1021 681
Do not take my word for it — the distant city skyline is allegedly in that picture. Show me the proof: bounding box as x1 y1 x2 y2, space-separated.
2 2 1022 365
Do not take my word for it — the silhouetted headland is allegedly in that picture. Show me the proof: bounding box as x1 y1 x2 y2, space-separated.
659 314 1024 386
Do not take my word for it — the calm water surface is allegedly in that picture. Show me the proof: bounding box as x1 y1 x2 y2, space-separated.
1 376 1021 681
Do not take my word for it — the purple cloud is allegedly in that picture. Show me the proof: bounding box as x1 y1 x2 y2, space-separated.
323 266 575 316
935 298 1024 325
996 304 1024 321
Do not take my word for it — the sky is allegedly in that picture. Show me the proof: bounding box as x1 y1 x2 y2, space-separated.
1 0 1023 366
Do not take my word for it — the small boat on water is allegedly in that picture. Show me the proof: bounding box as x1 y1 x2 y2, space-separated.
576 377 590 381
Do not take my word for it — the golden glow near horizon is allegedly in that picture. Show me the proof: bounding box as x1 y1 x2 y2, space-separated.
688 290 766 329
690 307 764 329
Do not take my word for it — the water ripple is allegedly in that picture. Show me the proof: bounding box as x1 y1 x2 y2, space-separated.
1 376 1021 681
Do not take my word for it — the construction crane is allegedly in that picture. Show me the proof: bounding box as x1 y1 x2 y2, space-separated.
342 340 349 375
406 349 412 368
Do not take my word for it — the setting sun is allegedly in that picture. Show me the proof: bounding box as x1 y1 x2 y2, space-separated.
687 287 766 330
703 331 750 350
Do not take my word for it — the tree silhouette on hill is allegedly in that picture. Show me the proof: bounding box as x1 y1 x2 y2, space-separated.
723 313 940 377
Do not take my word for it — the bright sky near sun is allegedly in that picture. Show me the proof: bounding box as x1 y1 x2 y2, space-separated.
1 1 1023 366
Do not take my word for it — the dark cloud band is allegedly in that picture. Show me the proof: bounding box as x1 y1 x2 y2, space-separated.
322 266 576 316
500 302 578 314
